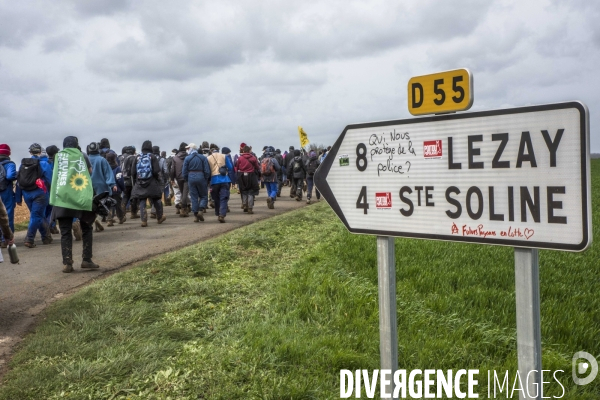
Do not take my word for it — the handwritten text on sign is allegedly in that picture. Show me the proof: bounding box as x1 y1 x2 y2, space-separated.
320 103 590 251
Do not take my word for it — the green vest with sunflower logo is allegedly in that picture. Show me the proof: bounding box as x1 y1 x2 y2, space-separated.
50 148 94 211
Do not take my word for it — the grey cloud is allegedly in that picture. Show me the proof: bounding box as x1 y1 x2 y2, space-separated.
0 3 59 49
86 37 244 81
84 0 491 81
0 72 48 95
70 0 132 17
43 34 77 53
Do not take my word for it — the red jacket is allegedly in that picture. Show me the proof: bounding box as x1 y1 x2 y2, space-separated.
235 153 260 173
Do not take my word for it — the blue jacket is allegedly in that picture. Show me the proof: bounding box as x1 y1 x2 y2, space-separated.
182 150 210 181
32 155 53 189
89 153 116 195
15 155 53 202
112 165 125 194
0 158 17 191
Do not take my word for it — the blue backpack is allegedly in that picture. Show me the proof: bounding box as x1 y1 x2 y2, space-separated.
136 154 153 180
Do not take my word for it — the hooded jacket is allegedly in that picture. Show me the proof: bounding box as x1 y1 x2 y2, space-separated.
305 153 320 176
131 140 162 199
235 153 260 173
170 151 188 181
260 155 281 183
290 155 306 179
182 149 210 182
89 153 116 195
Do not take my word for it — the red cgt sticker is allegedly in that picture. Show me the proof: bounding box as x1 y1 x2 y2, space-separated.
423 140 443 158
375 192 392 208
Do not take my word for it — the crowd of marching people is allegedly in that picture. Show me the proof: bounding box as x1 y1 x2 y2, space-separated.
0 138 330 272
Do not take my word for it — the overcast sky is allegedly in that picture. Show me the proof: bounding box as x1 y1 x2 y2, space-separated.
1 0 599 162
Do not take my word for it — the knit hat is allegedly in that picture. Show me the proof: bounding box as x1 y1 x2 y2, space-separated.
202 141 209 149
294 149 301 156
63 136 79 149
0 144 10 156
142 140 153 153
179 142 188 152
152 145 160 155
106 152 117 166
46 145 59 158
222 147 231 154
239 142 246 150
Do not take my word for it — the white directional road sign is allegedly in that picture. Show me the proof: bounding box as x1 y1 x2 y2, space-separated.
314 102 591 251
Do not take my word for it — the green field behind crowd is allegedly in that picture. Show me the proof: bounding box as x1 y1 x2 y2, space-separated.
1 162 599 399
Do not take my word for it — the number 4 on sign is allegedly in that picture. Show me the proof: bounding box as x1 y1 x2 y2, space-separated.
356 186 369 214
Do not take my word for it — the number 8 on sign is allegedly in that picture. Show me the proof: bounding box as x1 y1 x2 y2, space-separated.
356 143 367 171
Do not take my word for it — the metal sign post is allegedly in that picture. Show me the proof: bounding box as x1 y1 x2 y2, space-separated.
514 248 542 400
377 236 398 398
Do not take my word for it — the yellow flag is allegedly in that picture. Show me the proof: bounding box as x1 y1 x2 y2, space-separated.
298 126 310 148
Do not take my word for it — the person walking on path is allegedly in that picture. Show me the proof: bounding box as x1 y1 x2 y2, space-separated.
131 140 166 227
222 147 236 190
106 152 126 226
50 136 99 272
0 197 15 261
16 143 53 248
150 146 168 219
121 146 139 219
286 145 297 196
170 142 190 217
207 144 234 223
289 149 307 201
235 145 260 214
0 144 17 246
260 146 281 209
87 142 117 232
182 143 210 222
165 149 177 206
274 149 284 197
305 150 321 204
45 145 60 234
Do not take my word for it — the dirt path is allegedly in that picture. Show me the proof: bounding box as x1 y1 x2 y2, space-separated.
0 192 309 374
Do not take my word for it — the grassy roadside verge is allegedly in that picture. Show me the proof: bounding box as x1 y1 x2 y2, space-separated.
1 162 599 398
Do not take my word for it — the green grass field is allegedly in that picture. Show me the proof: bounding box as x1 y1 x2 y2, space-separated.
1 162 598 399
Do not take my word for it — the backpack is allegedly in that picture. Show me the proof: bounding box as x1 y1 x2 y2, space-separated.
157 157 167 185
17 158 42 191
136 154 153 180
306 159 319 176
121 154 132 178
293 158 302 173
261 157 275 177
0 160 13 191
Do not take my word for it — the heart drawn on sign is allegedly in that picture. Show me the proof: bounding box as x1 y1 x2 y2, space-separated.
524 228 535 240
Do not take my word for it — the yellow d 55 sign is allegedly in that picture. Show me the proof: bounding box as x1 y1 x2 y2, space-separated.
408 68 473 115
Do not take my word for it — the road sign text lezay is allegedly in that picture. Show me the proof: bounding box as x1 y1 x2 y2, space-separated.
314 102 591 251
